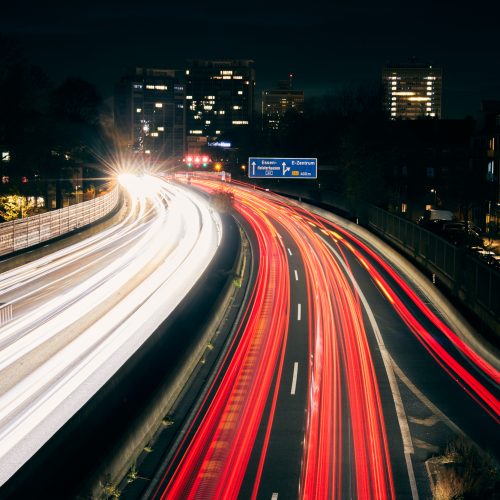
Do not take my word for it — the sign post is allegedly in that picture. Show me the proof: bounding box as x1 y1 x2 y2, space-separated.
248 157 317 179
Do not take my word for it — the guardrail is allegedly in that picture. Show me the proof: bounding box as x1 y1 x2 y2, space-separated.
368 205 500 337
0 186 120 258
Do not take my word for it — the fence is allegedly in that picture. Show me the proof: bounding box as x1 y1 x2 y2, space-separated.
368 205 500 336
0 186 120 258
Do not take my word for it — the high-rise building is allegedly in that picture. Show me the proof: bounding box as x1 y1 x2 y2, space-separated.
184 60 255 145
114 68 185 158
262 76 304 132
382 63 442 120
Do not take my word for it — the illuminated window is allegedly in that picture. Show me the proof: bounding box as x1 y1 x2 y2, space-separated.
146 85 155 89
205 120 211 124
190 130 203 134
158 126 164 131
155 103 163 108
1 151 10 162
216 130 221 134
233 105 241 110
233 75 243 79
145 150 151 154
219 110 225 115
151 132 159 137
221 70 233 75
489 137 495 151
136 108 142 113
238 90 243 95
133 84 143 89
401 203 407 213
232 120 248 125
186 70 190 75
186 95 193 100
223 76 231 80
430 113 436 117
155 85 167 90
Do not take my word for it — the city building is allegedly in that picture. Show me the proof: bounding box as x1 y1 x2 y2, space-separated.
382 62 442 120
114 68 185 158
472 101 500 232
184 60 255 147
262 76 304 132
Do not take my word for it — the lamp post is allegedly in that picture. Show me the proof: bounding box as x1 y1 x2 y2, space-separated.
430 188 437 207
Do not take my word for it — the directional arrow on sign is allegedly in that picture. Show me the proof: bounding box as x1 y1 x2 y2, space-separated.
252 161 256 176
282 162 290 175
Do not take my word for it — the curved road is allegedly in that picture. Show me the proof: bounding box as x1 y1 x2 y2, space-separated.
148 178 499 500
0 175 222 487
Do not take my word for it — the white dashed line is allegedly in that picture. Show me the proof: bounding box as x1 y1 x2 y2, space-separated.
287 248 292 256
294 269 299 281
291 362 299 395
297 303 301 321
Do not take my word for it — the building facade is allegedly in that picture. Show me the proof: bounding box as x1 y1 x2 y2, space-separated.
184 60 255 146
382 63 442 120
114 68 185 158
262 77 304 132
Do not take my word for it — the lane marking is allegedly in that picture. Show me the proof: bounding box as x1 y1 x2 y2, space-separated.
326 241 419 500
294 269 299 281
271 494 278 500
287 248 292 256
297 303 301 321
291 362 299 395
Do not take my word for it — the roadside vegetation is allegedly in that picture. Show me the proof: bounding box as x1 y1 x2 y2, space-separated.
430 437 499 499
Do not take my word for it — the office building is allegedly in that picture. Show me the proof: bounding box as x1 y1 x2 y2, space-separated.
185 60 255 144
262 76 304 132
114 68 185 158
382 63 442 120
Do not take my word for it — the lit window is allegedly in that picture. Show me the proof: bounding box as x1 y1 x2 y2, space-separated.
1 151 10 162
155 103 163 108
155 85 167 90
216 130 221 134
145 150 151 154
186 70 190 75
205 120 211 124
219 110 225 115
223 76 231 80
233 75 243 80
233 105 241 110
146 85 155 89
190 130 203 134
238 90 243 95
221 70 233 75
158 126 164 131
430 113 436 117
401 203 407 213
133 84 143 89
136 108 142 113
232 120 248 125
151 132 159 137
186 95 193 100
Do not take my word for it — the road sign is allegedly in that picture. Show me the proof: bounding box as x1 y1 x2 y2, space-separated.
248 157 317 179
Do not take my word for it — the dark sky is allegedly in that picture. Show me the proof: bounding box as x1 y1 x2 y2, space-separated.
2 0 500 118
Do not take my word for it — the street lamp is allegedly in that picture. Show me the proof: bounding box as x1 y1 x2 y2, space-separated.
430 188 437 206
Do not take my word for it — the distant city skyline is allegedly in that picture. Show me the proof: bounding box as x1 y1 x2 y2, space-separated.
2 1 499 119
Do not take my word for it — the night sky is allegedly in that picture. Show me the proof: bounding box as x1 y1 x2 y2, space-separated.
2 0 499 118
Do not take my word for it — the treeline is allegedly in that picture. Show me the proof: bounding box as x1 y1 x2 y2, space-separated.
0 36 106 211
229 86 479 216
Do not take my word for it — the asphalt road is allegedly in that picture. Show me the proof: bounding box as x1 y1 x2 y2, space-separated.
149 179 499 500
0 176 223 493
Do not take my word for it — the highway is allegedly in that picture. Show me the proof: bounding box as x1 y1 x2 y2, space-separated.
0 175 223 488
148 178 499 500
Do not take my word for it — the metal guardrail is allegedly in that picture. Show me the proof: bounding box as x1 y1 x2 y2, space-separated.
368 205 500 329
0 186 119 257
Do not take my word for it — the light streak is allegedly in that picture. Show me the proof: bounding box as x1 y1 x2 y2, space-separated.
0 175 222 486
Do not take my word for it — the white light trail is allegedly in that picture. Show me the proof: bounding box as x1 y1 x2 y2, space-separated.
0 175 222 486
